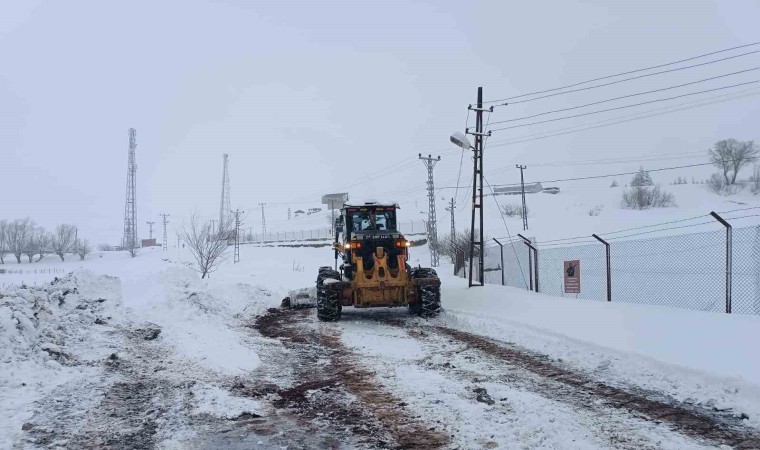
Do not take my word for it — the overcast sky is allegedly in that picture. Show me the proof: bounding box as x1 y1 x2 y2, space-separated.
2 0 759 243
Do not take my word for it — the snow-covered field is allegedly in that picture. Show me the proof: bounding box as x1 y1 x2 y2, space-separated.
2 235 760 448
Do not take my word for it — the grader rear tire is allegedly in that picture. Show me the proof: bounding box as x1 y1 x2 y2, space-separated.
410 268 441 318
419 284 441 318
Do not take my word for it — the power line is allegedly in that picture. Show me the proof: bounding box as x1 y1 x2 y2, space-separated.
501 51 760 105
483 175 529 289
436 162 714 192
497 209 760 247
488 70 760 127
489 162 713 187
488 79 760 133
487 152 707 177
487 87 760 147
532 213 712 245
605 220 723 241
483 41 760 104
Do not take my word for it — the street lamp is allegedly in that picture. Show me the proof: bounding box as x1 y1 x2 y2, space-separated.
450 131 473 150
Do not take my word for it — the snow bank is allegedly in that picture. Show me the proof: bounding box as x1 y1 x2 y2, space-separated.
439 273 760 427
0 272 122 449
118 265 270 376
441 278 760 384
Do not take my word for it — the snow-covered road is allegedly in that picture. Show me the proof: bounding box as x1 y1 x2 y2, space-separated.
3 245 760 449
247 305 759 449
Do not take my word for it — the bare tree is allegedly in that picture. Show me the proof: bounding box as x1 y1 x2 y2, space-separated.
36 231 52 262
630 167 654 187
0 220 7 264
51 224 77 262
621 185 676 209
751 165 760 195
76 239 92 260
7 218 34 263
709 139 759 185
182 214 231 279
124 234 139 258
438 229 487 260
24 228 51 263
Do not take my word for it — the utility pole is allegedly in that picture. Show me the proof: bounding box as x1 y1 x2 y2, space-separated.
259 203 267 239
146 221 155 239
232 209 244 263
516 164 528 230
210 219 217 233
159 214 169 251
465 87 492 286
419 154 441 267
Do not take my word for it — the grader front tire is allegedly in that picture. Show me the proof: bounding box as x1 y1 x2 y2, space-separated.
316 269 342 322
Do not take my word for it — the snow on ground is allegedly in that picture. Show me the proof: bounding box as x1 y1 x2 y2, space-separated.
435 267 760 428
0 247 282 448
3 231 760 446
0 272 123 447
191 383 263 420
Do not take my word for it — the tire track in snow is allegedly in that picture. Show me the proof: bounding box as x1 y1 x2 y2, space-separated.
251 307 450 449
341 311 711 449
428 325 760 449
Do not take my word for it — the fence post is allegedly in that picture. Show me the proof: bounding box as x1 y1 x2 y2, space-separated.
523 240 539 293
710 212 732 314
518 234 534 291
592 234 612 302
492 238 505 286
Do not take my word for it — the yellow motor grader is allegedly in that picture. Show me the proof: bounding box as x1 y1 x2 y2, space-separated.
316 202 441 321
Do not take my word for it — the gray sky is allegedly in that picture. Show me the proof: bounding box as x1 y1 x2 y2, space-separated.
2 0 759 243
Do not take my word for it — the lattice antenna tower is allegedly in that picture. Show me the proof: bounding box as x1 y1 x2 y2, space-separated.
219 154 232 231
419 153 441 267
122 128 137 248
259 203 267 238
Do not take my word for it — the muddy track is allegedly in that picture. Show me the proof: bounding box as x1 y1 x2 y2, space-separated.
252 307 450 449
425 325 760 449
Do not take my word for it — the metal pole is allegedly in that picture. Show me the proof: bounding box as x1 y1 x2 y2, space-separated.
518 234 534 291
419 154 442 267
493 238 505 286
466 87 492 287
516 165 528 231
522 240 539 293
160 214 169 251
710 212 732 313
592 234 612 302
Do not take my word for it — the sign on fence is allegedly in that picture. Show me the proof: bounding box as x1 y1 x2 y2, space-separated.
564 260 580 294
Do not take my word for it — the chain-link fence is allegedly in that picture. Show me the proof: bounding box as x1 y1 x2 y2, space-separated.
480 222 760 316
484 238 534 289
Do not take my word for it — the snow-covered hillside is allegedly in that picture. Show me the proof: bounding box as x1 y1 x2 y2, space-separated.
482 181 759 242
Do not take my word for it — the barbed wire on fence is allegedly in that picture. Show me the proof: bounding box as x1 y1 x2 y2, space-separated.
481 211 760 316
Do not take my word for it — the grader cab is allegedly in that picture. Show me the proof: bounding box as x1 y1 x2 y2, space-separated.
315 202 441 321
